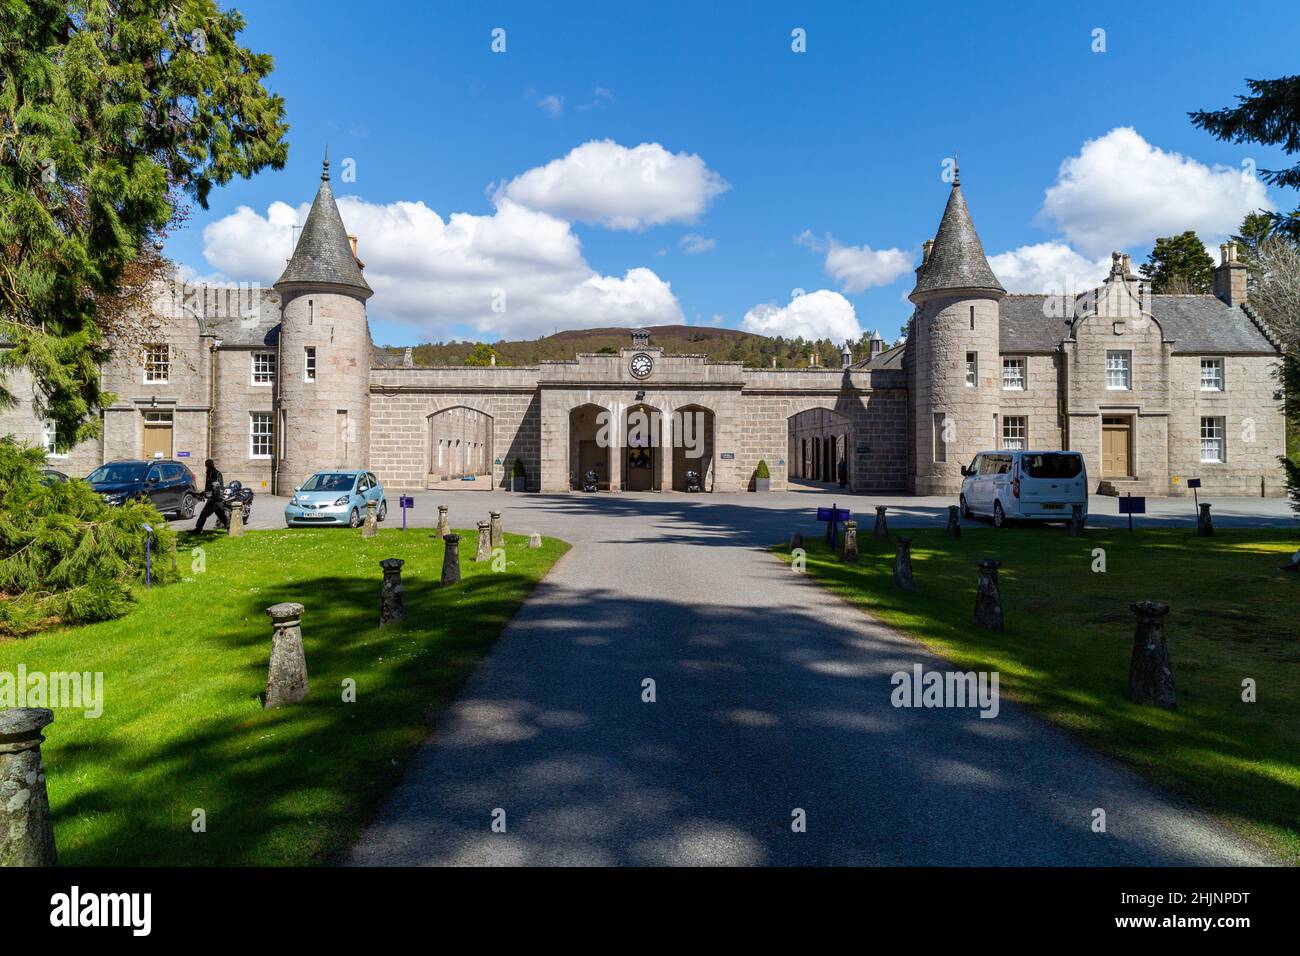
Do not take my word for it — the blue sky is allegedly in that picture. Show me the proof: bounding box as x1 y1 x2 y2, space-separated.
169 0 1300 347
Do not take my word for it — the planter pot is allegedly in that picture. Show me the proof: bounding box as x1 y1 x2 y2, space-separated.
755 478 770 493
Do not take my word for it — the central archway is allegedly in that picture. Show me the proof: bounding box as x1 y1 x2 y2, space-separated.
428 405 493 483
787 407 852 489
623 403 662 491
569 404 610 490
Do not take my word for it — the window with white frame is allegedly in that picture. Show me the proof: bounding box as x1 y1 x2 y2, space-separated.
1002 357 1025 390
965 352 977 387
304 346 317 382
252 351 276 385
1002 416 1027 450
1200 357 1224 391
1200 417 1225 462
143 344 169 383
250 412 274 458
1106 350 1131 390
42 418 64 457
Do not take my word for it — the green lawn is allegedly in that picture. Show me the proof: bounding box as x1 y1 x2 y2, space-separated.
776 525 1300 863
0 527 568 865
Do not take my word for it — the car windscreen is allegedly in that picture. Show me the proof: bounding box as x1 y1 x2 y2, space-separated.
88 463 147 483
1023 453 1083 479
301 473 356 493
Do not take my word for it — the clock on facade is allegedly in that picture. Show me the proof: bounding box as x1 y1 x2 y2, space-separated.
629 352 654 379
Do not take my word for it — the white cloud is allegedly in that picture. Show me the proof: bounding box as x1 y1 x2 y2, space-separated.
1039 127 1272 257
987 242 1112 294
497 139 729 230
201 196 682 339
679 234 716 254
536 94 564 117
797 230 913 293
741 289 860 341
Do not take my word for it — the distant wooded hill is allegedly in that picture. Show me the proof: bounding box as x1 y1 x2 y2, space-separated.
379 325 896 368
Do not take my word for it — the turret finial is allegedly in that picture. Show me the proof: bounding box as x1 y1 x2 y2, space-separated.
952 151 960 187
322 145 330 182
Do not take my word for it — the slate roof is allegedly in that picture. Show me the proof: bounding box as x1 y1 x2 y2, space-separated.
275 158 372 297
856 344 905 370
205 288 281 347
911 182 1005 299
997 293 1278 354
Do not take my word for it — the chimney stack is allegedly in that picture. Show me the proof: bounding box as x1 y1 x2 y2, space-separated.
1213 241 1247 307
869 331 885 359
841 342 853 369
348 235 365 269
489 353 496 367
402 347 413 368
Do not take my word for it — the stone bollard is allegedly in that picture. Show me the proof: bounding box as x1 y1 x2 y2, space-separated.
228 501 245 537
894 536 916 591
436 504 450 538
528 532 542 549
789 531 803 551
0 708 56 866
441 533 462 586
945 505 962 538
874 506 889 540
360 499 378 538
1197 503 1214 537
1069 503 1085 537
475 520 492 561
489 511 504 549
1126 601 1176 710
842 521 859 563
379 558 406 626
264 602 308 709
973 558 1004 630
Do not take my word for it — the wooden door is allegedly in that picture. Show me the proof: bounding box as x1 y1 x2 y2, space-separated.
1102 418 1130 478
142 411 172 459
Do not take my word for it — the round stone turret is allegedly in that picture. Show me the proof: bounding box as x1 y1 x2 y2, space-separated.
274 153 374 495
908 178 1005 496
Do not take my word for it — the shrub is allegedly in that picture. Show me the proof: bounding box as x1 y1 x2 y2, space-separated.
755 460 770 479
0 439 177 635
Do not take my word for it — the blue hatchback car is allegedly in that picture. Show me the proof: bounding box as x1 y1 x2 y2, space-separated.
284 469 387 528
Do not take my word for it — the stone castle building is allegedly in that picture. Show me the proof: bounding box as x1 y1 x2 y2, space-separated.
5 160 1287 498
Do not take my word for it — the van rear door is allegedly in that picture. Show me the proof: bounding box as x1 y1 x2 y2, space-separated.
1018 453 1086 511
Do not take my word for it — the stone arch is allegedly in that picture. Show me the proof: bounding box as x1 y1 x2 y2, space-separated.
787 406 852 487
569 403 610 491
427 404 493 482
623 402 663 491
670 403 716 491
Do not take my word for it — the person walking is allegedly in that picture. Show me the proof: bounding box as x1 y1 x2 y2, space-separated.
837 458 847 489
194 458 230 532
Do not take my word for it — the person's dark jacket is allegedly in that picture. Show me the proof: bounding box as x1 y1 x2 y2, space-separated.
203 466 225 498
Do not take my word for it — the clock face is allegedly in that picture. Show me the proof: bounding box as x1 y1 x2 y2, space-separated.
629 352 654 379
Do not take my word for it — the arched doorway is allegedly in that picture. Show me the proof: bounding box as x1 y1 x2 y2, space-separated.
428 406 493 483
623 403 662 491
787 407 852 489
671 404 715 491
569 404 610 490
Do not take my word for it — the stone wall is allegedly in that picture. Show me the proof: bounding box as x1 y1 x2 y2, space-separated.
369 365 543 492
210 346 275 489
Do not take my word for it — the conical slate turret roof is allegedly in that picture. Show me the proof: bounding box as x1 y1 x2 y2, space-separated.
275 154 372 297
910 178 1004 301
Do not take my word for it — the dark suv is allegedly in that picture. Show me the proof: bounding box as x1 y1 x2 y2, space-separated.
86 459 199 518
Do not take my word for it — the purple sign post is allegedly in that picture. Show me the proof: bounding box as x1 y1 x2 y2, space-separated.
816 503 852 549
142 523 154 588
399 495 415 530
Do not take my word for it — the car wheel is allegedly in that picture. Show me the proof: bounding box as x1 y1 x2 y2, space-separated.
180 492 197 519
377 500 387 522
960 494 971 519
348 507 361 529
993 501 1005 528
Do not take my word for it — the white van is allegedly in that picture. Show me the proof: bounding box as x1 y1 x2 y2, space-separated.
959 450 1088 527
